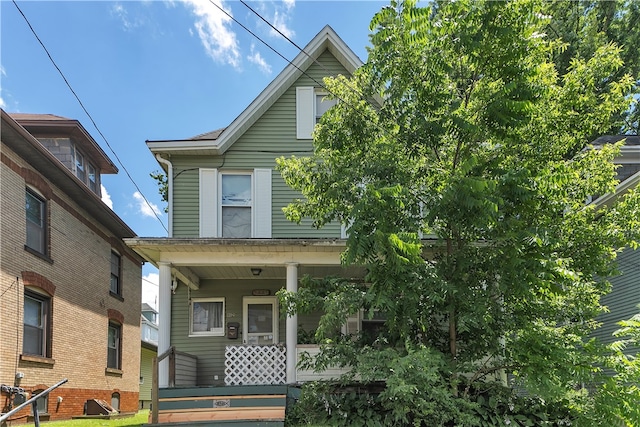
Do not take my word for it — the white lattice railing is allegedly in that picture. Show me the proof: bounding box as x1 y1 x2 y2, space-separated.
225 345 286 385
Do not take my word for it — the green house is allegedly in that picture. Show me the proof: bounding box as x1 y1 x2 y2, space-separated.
125 26 377 424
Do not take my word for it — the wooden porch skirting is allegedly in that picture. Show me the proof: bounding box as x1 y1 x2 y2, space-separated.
153 385 287 425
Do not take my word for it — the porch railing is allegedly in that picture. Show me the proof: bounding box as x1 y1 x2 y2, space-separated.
224 345 286 385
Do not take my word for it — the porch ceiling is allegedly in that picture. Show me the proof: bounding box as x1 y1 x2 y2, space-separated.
188 264 365 280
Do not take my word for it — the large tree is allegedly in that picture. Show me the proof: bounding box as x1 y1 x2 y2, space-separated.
278 0 640 425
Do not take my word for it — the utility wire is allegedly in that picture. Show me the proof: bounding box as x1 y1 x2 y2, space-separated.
11 0 168 234
206 0 355 112
233 0 399 151
240 0 370 104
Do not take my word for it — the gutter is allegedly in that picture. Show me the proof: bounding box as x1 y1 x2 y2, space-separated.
155 154 173 237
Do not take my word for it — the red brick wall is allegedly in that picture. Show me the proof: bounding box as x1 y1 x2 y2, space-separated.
1 386 138 423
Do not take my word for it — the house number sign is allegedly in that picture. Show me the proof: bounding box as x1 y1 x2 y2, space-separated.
251 289 270 296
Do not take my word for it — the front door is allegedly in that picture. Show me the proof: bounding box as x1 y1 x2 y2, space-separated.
242 296 278 345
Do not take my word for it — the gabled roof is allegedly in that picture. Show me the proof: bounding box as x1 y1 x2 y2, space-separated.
146 25 363 157
591 135 640 208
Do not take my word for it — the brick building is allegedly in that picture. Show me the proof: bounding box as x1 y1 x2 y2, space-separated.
0 110 143 423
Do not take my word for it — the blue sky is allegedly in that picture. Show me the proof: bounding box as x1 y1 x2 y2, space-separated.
1 0 386 307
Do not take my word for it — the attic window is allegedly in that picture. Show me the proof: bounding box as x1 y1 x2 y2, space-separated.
296 86 336 139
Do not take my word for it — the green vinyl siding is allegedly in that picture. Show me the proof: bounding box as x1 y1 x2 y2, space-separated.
140 346 156 406
170 279 287 386
170 50 350 239
595 247 640 356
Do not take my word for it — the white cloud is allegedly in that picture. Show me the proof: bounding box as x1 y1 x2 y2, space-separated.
0 97 5 109
101 184 113 209
268 1 295 40
247 44 272 74
111 2 143 31
133 191 161 218
142 271 159 310
182 0 241 68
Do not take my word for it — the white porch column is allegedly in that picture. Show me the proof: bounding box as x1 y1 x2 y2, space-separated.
285 262 298 384
158 262 172 387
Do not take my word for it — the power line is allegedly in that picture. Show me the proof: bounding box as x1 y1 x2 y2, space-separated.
240 0 370 104
233 0 398 154
142 276 159 287
11 0 168 234
205 0 353 110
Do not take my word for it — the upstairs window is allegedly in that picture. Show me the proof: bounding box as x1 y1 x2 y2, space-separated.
110 251 121 296
315 91 337 124
296 86 337 139
26 189 47 255
23 290 51 357
199 168 272 238
74 149 86 183
221 174 252 238
107 321 121 369
88 164 97 193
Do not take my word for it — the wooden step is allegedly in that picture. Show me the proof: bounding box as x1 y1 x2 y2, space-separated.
150 386 288 426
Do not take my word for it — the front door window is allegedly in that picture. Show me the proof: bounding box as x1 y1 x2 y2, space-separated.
243 297 277 345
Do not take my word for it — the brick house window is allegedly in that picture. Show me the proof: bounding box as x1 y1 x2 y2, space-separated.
88 164 97 193
74 149 86 183
30 389 48 415
110 251 121 296
107 321 122 369
23 290 51 357
26 188 47 255
111 392 120 411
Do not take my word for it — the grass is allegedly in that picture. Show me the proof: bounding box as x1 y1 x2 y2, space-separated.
40 410 148 426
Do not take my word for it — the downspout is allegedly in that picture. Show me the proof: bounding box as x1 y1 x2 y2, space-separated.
155 154 173 238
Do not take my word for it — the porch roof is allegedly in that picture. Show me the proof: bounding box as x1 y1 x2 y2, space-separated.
124 238 348 264
124 238 355 286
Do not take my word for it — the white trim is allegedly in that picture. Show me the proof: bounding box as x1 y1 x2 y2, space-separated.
242 296 279 345
218 171 253 238
591 170 640 207
199 169 218 237
148 26 364 155
189 297 225 337
160 250 342 266
296 86 314 139
253 169 272 238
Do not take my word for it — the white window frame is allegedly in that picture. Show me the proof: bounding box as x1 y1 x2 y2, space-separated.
314 90 336 124
74 148 86 183
296 86 337 139
242 296 279 345
199 169 271 238
88 163 97 193
189 297 225 337
342 309 386 336
219 172 253 238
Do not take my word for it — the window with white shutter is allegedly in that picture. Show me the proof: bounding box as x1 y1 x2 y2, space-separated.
199 168 271 238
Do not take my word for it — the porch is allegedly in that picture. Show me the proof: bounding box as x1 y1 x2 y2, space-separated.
148 344 345 425
124 239 360 425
